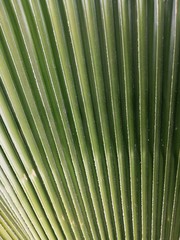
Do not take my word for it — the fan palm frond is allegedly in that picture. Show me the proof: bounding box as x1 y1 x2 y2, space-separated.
0 0 179 239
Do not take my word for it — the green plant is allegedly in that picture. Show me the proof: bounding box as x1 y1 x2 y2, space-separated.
0 0 179 239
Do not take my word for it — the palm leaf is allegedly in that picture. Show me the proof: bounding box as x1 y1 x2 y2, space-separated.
0 0 179 239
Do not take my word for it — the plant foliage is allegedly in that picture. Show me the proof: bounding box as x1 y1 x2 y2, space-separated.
0 0 179 239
